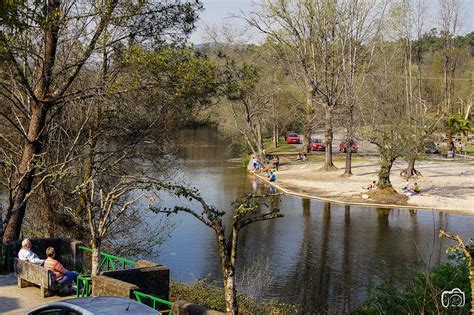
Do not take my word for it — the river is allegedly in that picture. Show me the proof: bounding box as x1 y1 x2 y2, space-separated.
154 127 473 313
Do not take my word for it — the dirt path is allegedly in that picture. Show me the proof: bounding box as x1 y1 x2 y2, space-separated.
0 273 68 314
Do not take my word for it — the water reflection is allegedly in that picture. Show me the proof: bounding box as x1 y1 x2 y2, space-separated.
156 127 474 313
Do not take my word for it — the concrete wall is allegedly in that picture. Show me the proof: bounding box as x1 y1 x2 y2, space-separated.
91 275 139 298
101 263 170 301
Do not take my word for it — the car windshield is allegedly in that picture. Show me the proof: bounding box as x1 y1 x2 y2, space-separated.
288 133 298 137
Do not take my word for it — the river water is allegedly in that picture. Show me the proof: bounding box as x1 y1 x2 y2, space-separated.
155 127 473 313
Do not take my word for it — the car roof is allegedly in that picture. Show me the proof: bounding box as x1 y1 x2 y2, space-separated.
27 296 160 315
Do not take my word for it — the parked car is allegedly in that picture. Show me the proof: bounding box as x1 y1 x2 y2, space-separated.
424 141 440 154
26 297 161 315
311 138 326 151
339 142 358 153
286 132 301 144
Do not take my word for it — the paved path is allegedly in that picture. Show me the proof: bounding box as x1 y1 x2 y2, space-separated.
0 273 69 314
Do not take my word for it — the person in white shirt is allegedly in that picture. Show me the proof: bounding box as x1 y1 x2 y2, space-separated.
18 239 44 265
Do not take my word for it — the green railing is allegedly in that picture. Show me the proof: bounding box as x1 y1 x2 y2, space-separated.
134 291 172 314
78 245 136 272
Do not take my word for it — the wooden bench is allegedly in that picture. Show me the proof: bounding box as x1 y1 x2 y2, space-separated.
14 258 61 297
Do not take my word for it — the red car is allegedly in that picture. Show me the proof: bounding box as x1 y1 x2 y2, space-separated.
339 142 358 153
311 138 326 151
286 132 301 144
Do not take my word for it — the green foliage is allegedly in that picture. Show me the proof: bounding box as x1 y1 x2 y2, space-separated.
444 114 472 137
116 45 219 113
356 255 471 314
170 280 295 315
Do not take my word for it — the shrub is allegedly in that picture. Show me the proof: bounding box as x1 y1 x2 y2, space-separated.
170 280 296 314
355 255 471 314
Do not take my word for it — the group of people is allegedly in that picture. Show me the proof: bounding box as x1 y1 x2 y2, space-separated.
366 180 421 196
18 239 78 293
296 153 307 161
251 154 279 182
402 180 421 196
450 140 464 154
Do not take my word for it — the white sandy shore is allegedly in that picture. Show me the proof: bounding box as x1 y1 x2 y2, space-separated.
261 156 474 215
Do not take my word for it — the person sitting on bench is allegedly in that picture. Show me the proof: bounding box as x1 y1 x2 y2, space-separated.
18 239 44 266
44 247 78 287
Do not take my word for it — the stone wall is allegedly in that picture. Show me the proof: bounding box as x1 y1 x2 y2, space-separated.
101 262 170 300
91 275 139 298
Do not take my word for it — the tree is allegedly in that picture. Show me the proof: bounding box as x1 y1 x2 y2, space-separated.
219 53 268 161
248 0 346 170
393 0 441 178
437 0 466 113
155 187 283 315
443 114 472 153
362 40 409 191
0 0 202 242
338 0 386 176
79 177 156 276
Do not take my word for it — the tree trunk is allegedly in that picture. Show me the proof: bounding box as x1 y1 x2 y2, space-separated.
400 158 421 178
3 103 48 242
91 240 101 276
273 124 279 148
377 157 395 190
215 226 238 315
322 107 336 170
343 145 352 177
301 124 312 154
223 267 238 315
301 95 314 154
40 183 55 237
2 0 60 242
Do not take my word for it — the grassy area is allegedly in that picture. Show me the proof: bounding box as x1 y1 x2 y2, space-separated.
263 137 299 154
464 145 474 155
170 280 294 314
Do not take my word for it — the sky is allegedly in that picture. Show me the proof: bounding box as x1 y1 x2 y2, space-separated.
189 0 474 44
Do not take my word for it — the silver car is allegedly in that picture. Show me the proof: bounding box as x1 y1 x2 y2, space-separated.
26 296 161 315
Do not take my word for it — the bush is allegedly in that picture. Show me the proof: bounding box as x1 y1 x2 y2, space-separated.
170 280 295 314
355 255 471 314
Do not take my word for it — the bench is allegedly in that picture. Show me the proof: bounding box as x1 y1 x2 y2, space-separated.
14 258 61 297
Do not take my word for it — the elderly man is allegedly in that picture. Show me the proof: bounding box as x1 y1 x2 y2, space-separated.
44 247 78 287
18 239 44 265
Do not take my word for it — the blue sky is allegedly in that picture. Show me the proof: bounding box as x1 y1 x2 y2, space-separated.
190 0 474 44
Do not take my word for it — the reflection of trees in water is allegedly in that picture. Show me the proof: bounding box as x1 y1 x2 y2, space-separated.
340 205 352 313
232 195 283 287
283 201 333 312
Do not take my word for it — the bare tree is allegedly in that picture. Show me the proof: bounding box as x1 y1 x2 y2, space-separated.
362 39 409 191
338 0 386 176
247 0 347 170
155 187 283 315
437 0 465 113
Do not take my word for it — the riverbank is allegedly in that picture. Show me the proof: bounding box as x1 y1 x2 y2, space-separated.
253 155 474 215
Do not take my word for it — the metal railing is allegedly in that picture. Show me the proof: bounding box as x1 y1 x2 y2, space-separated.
78 245 136 272
134 291 172 314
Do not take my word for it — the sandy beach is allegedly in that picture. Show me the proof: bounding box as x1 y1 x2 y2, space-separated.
256 155 474 214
